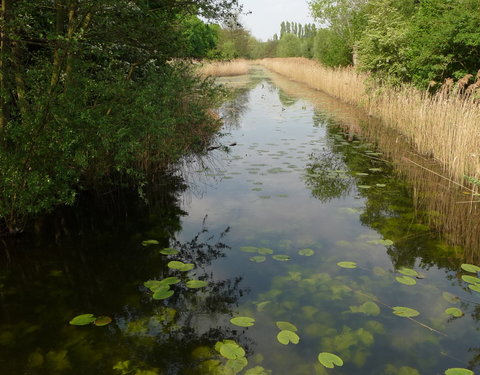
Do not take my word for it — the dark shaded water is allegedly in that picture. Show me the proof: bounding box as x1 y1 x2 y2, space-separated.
1 69 479 375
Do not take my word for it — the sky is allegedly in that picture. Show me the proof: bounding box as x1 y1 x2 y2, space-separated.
239 0 315 41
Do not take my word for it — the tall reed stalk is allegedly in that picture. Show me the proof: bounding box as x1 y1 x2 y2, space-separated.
258 57 480 186
198 59 251 77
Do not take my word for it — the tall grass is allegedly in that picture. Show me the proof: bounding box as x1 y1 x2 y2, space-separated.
198 59 251 77
258 57 480 186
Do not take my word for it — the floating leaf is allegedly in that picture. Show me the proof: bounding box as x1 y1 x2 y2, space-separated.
298 248 315 256
94 316 112 326
442 291 460 304
276 321 298 332
153 288 174 300
392 306 420 318
468 284 480 293
225 357 248 373
186 280 208 289
159 277 181 285
141 240 159 246
445 307 464 318
356 172 369 176
398 268 419 277
258 248 274 255
444 369 474 375
396 276 417 286
376 184 387 187
69 314 96 326
318 352 344 368
378 239 394 246
337 261 357 269
461 264 480 273
167 261 194 272
219 342 245 360
358 185 371 189
272 255 291 262
240 246 258 253
160 248 179 255
461 275 480 285
230 316 255 327
277 330 300 345
250 256 266 263
349 301 380 316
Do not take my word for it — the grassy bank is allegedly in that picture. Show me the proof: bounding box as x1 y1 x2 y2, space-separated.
258 58 480 187
199 59 251 77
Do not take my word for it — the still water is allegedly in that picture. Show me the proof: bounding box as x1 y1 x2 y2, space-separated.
0 69 479 375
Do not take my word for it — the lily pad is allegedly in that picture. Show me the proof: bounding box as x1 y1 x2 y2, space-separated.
160 248 179 255
461 275 480 284
153 288 174 300
219 342 245 360
392 306 420 318
378 239 394 246
258 248 274 255
445 307 464 318
337 261 357 269
167 261 195 272
298 248 315 256
396 276 417 286
250 256 266 263
230 316 255 327
468 284 480 293
460 264 480 273
398 268 419 277
142 240 159 246
94 316 112 326
276 321 297 332
277 330 300 345
272 255 291 261
225 357 248 373
318 352 344 368
186 280 208 289
358 185 371 189
444 369 474 375
442 291 459 304
240 246 258 253
69 314 96 326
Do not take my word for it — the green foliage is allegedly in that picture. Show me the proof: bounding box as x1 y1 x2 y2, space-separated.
0 0 234 232
314 28 351 67
277 34 302 57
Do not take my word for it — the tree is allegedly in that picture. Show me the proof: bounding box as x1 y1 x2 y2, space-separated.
277 33 302 57
314 28 352 66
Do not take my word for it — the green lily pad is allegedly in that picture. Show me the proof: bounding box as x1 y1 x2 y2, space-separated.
142 240 159 246
461 264 480 273
250 256 266 263
378 239 394 246
69 314 96 326
167 261 194 272
225 357 248 373
358 185 371 189
461 275 480 284
219 342 245 360
144 278 180 291
94 316 112 326
444 369 474 375
186 280 208 289
276 321 297 332
153 288 174 300
298 248 315 256
337 261 357 269
398 268 419 277
468 283 480 293
445 307 464 318
392 306 420 318
442 291 459 304
230 316 255 327
272 255 291 261
258 248 274 255
160 248 179 255
396 276 417 286
277 330 300 345
318 352 344 368
240 246 258 253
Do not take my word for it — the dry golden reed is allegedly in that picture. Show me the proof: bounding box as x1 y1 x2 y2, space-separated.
258 57 480 185
198 59 251 77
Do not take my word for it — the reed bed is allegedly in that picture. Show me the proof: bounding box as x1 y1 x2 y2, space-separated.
258 57 480 186
198 59 251 77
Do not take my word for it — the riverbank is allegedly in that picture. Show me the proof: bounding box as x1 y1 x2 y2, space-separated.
258 57 480 189
198 59 251 77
